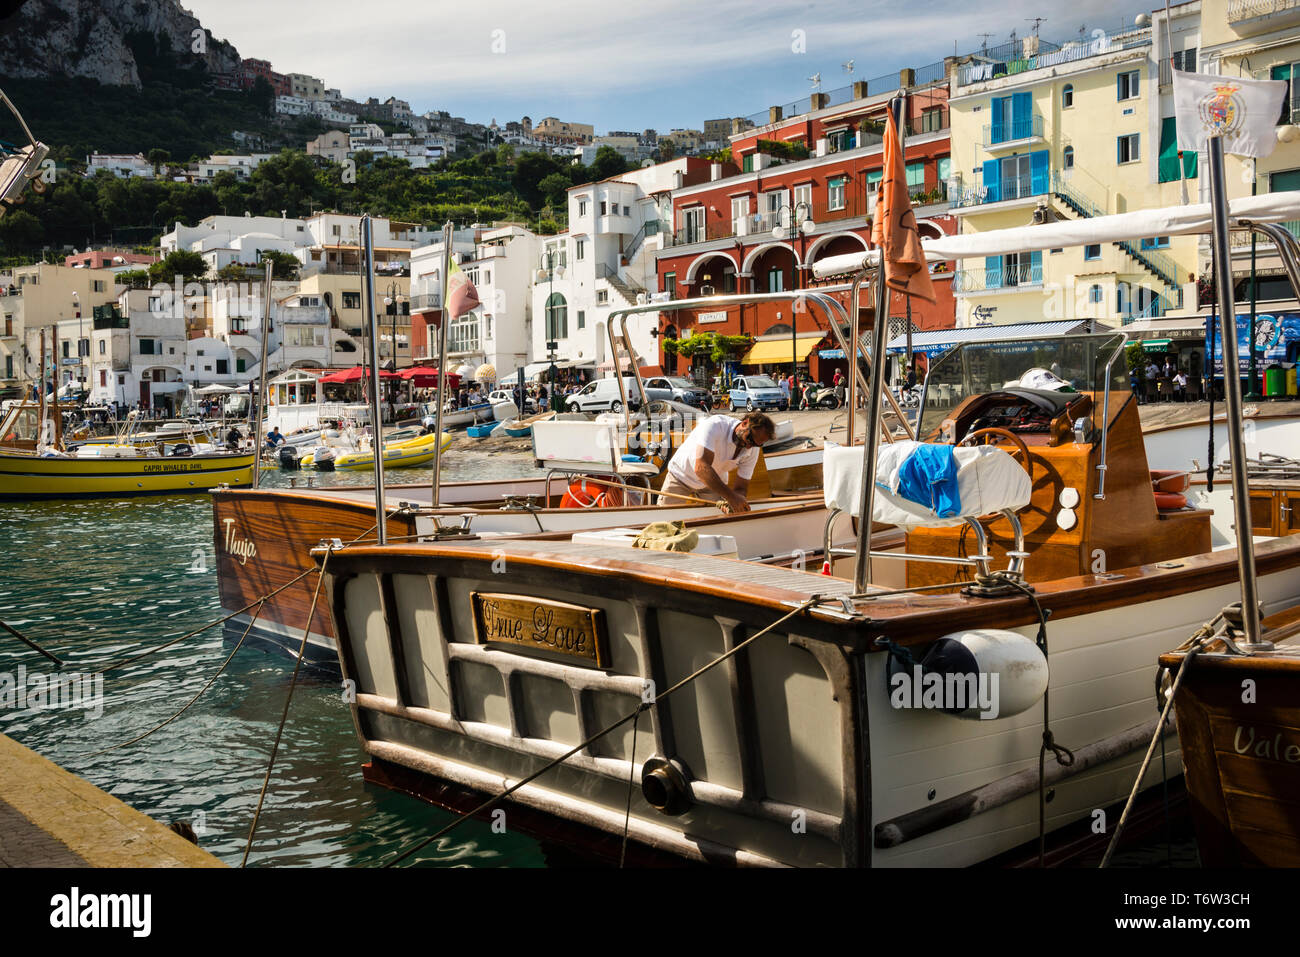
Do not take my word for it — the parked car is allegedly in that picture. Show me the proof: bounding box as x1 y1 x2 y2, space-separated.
489 388 536 413
728 375 788 412
565 376 667 413
645 376 711 410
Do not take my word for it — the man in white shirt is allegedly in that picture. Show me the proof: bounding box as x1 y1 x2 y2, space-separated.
660 412 775 512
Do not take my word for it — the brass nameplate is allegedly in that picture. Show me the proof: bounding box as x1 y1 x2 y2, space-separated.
471 592 608 667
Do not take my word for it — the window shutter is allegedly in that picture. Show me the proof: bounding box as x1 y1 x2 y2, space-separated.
1030 150 1049 195
1012 91 1031 138
1030 250 1042 282
985 256 1002 289
982 159 1000 202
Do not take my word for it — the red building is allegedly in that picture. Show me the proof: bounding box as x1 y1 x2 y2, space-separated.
654 70 957 383
238 58 291 97
63 249 157 270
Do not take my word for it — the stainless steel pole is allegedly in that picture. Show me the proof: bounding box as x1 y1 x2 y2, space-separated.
252 259 273 488
362 215 387 544
1207 136 1262 646
430 221 453 508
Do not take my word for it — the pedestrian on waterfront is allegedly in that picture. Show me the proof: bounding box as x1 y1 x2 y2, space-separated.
780 375 791 407
265 427 284 451
833 369 845 407
225 425 242 451
905 364 917 390
1174 369 1188 402
1164 357 1176 379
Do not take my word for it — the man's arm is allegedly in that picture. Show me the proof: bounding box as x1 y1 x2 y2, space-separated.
694 448 747 511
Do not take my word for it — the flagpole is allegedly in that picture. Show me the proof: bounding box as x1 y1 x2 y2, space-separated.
252 258 273 489
362 215 388 545
430 220 453 509
854 94 905 593
1207 135 1263 647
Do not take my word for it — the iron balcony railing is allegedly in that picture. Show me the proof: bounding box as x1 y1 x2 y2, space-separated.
952 262 1044 293
959 28 1150 87
983 112 1045 148
1228 0 1300 20
952 171 1046 208
409 292 441 311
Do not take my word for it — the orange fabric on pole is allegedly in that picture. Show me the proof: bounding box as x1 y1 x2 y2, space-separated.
870 109 936 304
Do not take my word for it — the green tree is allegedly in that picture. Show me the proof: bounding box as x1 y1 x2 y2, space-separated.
538 173 571 207
588 145 629 181
148 249 209 284
260 249 301 279
147 148 170 176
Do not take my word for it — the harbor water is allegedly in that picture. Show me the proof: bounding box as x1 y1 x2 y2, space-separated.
0 453 552 868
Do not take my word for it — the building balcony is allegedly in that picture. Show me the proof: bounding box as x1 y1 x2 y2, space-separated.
1228 0 1300 35
982 113 1045 150
410 292 441 312
952 172 1048 209
952 263 1044 294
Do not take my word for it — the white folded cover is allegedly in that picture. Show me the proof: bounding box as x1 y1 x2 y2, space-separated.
823 441 1032 527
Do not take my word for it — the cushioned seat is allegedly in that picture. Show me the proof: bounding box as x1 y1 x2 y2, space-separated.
823 441 1032 527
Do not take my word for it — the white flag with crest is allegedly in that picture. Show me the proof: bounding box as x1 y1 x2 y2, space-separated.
1173 70 1287 158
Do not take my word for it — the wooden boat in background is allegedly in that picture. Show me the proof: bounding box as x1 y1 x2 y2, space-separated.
501 410 556 438
1158 604 1300 866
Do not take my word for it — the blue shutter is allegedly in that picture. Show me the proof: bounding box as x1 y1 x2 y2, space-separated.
986 256 1002 289
1116 73 1123 99
1012 91 1031 139
1030 250 1042 283
982 159 1001 203
1030 149 1049 195
991 96 1006 143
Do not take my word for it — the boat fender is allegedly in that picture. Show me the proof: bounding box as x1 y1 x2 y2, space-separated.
885 629 1048 719
1153 491 1187 510
640 757 692 816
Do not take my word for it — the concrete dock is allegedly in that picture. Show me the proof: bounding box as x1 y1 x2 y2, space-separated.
0 734 223 868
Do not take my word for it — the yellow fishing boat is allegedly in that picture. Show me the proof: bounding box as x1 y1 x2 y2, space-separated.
333 431 451 470
0 401 254 500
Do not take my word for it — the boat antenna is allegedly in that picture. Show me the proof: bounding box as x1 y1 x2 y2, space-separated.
252 258 273 488
362 214 388 543
430 221 453 509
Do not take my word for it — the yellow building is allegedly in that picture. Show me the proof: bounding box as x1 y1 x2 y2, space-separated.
948 22 1200 329
0 264 118 395
296 272 411 363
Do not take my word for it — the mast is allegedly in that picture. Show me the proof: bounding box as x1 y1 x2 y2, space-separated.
50 323 61 448
430 221 453 508
362 215 387 545
37 329 47 448
252 258 274 487
1207 137 1263 647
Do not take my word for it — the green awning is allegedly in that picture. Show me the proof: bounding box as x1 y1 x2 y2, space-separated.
1142 338 1173 351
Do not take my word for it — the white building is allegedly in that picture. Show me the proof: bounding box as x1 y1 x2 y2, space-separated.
275 94 313 117
85 153 155 179
87 290 188 411
530 159 692 373
193 154 275 183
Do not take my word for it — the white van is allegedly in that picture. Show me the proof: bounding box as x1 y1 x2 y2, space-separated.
565 377 670 413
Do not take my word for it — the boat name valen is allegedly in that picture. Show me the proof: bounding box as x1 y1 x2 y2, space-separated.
1233 725 1300 763
221 518 257 566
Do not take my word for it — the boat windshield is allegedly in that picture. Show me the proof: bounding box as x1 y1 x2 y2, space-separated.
0 403 43 444
917 333 1128 439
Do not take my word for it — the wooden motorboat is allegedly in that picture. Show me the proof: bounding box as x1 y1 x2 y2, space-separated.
501 410 556 438
313 188 1300 867
1158 594 1300 867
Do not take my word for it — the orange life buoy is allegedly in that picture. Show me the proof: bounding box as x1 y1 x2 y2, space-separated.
1149 469 1190 494
560 479 624 509
1154 490 1188 510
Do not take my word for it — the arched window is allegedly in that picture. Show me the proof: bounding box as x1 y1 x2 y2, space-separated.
545 292 568 340
1063 146 1075 170
1063 84 1074 109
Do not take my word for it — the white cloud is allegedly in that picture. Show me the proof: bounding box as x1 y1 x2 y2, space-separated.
186 0 1155 127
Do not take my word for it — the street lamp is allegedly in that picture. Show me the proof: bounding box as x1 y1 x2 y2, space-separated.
537 249 565 410
771 201 816 382
383 281 404 370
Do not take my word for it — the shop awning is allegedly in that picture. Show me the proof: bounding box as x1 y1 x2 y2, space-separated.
885 320 1091 356
318 367 399 384
1142 339 1173 351
742 335 824 365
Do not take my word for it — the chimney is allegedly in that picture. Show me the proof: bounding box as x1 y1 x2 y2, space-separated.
852 81 869 100
673 170 684 189
754 154 771 171
899 68 916 89
769 105 784 125
710 163 722 181
811 93 829 111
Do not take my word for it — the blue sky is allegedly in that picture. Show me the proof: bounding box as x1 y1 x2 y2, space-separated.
187 0 1161 133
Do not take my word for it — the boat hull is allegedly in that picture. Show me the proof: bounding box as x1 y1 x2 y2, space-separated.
0 451 255 499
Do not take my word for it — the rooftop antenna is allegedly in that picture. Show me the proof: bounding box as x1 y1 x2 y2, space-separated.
1026 17 1046 39
978 33 994 54
842 59 855 77
809 72 822 90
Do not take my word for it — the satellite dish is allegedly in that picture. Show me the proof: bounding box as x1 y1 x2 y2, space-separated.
642 159 654 168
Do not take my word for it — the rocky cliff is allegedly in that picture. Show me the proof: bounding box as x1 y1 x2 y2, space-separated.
0 0 241 86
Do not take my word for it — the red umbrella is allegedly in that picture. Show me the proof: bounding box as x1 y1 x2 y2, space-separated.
318 367 400 384
395 367 461 389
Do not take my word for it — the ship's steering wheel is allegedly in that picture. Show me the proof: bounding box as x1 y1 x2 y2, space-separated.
958 427 1033 478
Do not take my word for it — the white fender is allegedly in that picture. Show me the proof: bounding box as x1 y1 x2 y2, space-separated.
944 629 1048 719
889 629 1048 720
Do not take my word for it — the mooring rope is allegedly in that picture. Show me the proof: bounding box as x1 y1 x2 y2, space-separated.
240 546 333 868
383 594 826 868
1099 618 1219 868
77 599 268 759
620 710 642 869
0 618 63 666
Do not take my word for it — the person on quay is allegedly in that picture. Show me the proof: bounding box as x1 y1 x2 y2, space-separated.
265 427 285 451
659 412 775 513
